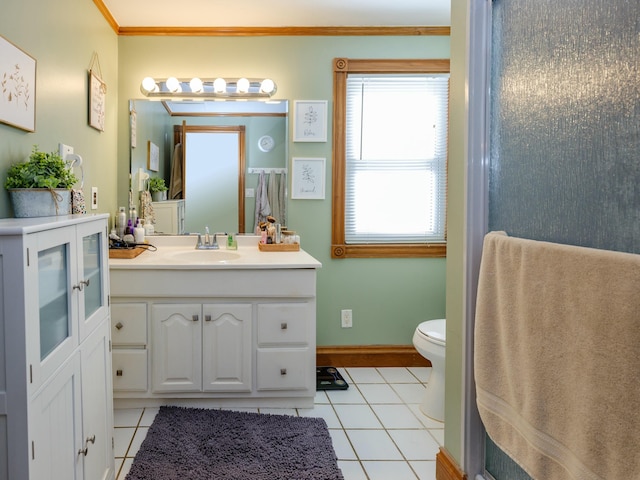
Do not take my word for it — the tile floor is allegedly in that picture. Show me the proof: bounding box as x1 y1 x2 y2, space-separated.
114 366 443 480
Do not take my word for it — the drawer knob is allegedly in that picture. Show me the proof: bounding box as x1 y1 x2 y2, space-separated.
280 322 288 330
116 369 123 376
280 368 287 376
205 315 212 322
192 315 199 322
115 322 123 330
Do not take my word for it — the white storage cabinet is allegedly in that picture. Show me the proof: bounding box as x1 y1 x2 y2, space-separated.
0 214 114 480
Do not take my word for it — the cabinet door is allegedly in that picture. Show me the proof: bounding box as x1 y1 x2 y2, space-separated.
80 320 114 480
151 304 202 392
26 226 79 392
29 353 83 480
202 304 252 392
77 220 109 343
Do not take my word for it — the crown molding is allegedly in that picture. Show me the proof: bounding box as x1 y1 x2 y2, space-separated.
92 1 450 37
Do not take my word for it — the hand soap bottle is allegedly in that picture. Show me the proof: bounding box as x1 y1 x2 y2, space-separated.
227 233 237 250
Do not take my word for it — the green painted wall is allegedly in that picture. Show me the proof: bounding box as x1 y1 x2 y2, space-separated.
118 35 450 347
0 0 119 219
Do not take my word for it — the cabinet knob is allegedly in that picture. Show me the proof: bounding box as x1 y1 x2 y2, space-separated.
86 435 96 445
116 369 123 376
280 322 288 330
73 279 91 291
192 315 199 322
78 447 88 457
115 322 123 330
205 315 212 322
280 368 287 376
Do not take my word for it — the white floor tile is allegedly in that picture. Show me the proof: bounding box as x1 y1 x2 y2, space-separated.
345 367 386 383
315 390 330 404
408 404 444 429
378 367 421 383
337 367 353 384
116 457 134 480
392 383 427 404
326 385 366 404
127 427 149 457
347 430 404 460
358 383 403 404
372 404 426 429
410 460 437 480
113 408 143 427
329 428 357 460
407 367 432 383
334 404 382 429
361 460 419 479
139 407 159 427
428 428 444 446
338 460 368 480
297 403 342 428
388 429 440 460
113 427 136 457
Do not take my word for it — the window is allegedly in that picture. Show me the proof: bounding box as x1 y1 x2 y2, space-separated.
331 58 450 258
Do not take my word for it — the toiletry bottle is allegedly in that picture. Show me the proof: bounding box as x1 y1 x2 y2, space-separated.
227 233 237 250
134 219 145 244
117 207 127 238
143 218 155 236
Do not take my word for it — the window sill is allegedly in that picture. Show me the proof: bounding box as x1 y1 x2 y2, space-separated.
331 243 446 259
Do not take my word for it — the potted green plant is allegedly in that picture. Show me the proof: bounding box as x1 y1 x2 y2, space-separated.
148 177 168 202
4 145 78 217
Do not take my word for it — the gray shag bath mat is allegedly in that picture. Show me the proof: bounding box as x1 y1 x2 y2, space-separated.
126 406 344 480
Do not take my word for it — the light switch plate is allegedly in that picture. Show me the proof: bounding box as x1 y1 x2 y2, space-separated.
58 143 73 159
91 187 98 210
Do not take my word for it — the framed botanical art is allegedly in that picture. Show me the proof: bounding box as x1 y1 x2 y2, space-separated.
293 100 328 142
147 141 159 172
0 35 36 132
291 157 326 199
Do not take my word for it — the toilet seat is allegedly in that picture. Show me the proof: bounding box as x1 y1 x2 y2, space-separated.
417 319 446 346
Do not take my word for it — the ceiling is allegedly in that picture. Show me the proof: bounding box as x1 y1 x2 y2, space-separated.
99 0 451 29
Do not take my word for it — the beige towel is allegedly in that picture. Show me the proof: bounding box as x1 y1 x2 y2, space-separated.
475 231 640 480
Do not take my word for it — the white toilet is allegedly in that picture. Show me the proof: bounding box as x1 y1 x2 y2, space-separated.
412 318 446 422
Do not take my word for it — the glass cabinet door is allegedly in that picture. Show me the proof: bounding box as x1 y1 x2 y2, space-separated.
82 232 103 319
38 244 70 360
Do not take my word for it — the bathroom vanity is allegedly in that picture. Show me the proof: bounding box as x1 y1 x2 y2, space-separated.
109 235 321 408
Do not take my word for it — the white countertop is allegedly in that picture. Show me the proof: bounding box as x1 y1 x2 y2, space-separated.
108 235 321 270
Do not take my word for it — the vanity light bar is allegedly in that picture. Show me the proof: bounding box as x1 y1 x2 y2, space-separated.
140 77 277 99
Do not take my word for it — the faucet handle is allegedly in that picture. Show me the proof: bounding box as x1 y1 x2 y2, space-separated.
196 233 203 248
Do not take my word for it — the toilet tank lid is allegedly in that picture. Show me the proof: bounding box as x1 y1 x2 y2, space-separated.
418 319 446 343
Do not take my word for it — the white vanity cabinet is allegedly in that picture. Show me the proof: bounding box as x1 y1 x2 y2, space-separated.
109 244 320 408
151 303 252 393
0 214 114 480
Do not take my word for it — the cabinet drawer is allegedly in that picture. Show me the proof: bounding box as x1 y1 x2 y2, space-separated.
256 349 311 391
111 303 147 345
112 350 148 392
257 303 311 345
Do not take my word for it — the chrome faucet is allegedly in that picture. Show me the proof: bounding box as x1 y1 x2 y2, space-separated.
195 226 226 250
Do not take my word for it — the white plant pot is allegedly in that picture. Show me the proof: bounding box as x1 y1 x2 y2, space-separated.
9 188 72 218
152 191 167 202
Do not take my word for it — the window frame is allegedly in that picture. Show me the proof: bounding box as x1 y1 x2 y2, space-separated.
331 58 450 259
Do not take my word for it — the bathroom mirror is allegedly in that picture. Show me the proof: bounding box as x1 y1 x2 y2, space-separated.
129 99 288 234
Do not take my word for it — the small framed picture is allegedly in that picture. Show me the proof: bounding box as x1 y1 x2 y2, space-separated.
293 100 327 142
147 141 159 172
89 70 106 131
291 157 326 199
0 35 36 132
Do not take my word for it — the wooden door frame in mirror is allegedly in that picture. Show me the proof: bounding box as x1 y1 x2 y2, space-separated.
174 122 246 233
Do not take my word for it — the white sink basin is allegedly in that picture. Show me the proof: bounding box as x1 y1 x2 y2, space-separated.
166 249 241 263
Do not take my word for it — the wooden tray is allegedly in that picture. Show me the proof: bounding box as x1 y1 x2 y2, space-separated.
258 243 300 252
109 247 146 259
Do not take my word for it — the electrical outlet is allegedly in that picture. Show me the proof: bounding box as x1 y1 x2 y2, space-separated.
58 143 73 159
91 187 98 210
341 309 353 328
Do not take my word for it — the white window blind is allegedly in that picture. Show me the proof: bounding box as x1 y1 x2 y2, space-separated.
345 74 449 244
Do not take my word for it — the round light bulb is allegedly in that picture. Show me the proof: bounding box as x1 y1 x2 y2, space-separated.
189 77 203 93
141 77 157 93
236 77 250 94
260 78 275 94
213 78 227 94
166 77 180 93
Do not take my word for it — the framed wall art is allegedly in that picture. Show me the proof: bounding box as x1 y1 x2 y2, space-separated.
0 35 36 132
291 157 326 199
89 69 106 131
147 141 159 172
293 100 327 142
